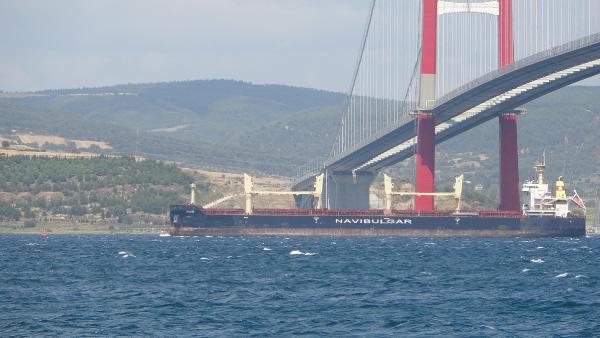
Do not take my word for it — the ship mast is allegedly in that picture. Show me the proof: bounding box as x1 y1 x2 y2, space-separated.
535 151 546 185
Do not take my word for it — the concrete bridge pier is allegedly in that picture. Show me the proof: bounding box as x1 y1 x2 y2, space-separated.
294 194 314 209
499 112 520 211
325 172 375 210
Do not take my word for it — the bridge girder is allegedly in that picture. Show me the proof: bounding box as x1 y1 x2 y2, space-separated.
293 34 600 192
333 35 600 173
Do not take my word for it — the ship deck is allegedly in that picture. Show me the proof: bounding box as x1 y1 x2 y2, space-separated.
174 205 525 218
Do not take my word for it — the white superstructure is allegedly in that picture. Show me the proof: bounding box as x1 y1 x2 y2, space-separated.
522 154 572 218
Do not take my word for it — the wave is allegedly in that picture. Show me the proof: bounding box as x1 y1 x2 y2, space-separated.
290 250 317 256
530 258 544 263
118 251 135 258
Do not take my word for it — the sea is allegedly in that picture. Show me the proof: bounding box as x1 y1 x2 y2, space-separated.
1 234 599 337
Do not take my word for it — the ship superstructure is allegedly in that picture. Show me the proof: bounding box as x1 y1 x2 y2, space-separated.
521 153 583 218
522 153 566 217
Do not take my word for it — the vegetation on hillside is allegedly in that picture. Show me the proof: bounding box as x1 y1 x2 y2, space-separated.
0 80 345 175
1 80 600 207
0 156 199 223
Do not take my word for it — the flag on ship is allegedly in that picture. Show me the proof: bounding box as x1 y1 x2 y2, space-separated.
571 190 586 210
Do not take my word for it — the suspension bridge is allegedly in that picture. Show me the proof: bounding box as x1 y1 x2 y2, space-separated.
292 0 600 211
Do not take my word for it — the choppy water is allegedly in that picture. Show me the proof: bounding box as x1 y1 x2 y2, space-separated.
1 234 599 337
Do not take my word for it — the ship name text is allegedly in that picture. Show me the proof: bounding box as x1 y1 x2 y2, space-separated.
335 218 412 225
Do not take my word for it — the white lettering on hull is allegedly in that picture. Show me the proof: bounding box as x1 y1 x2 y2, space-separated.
335 218 412 225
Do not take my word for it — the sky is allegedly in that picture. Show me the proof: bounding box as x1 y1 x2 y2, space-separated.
0 0 369 92
2 1 598 93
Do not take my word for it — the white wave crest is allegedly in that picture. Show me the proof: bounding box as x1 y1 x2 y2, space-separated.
118 251 135 258
555 272 568 278
289 250 317 256
263 247 272 251
530 258 544 263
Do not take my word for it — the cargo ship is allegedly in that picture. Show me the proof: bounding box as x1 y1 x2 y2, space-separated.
168 156 586 237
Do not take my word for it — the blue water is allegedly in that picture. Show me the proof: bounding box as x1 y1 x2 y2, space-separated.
1 235 599 337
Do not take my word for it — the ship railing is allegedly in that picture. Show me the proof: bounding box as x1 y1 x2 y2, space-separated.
242 208 466 217
202 208 246 215
478 211 522 217
324 209 385 216
252 208 329 216
391 210 456 217
194 206 524 217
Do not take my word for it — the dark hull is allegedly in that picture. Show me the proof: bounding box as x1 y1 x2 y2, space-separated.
168 205 586 237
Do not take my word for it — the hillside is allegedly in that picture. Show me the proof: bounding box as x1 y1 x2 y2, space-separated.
0 80 345 175
0 157 195 226
1 80 599 207
0 155 303 232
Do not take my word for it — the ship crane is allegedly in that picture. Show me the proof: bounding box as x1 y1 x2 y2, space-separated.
195 174 324 214
243 173 324 214
384 174 464 213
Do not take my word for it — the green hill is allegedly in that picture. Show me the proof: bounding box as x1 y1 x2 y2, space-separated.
0 80 344 175
0 156 197 225
1 80 599 208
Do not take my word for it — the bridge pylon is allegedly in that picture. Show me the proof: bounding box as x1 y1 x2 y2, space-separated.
415 113 436 211
499 112 521 211
498 0 520 212
415 0 438 211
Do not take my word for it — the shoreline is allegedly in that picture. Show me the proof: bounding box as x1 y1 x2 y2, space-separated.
0 230 162 235
0 223 165 235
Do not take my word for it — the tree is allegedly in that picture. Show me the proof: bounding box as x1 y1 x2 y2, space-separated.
1 140 9 148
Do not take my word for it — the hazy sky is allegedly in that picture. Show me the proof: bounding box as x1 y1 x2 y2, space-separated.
3 1 599 93
0 0 369 92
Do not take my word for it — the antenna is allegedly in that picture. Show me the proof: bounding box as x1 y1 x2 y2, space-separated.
542 150 546 167
134 128 140 158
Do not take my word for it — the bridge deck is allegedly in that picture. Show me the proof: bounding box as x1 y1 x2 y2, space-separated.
294 34 600 190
